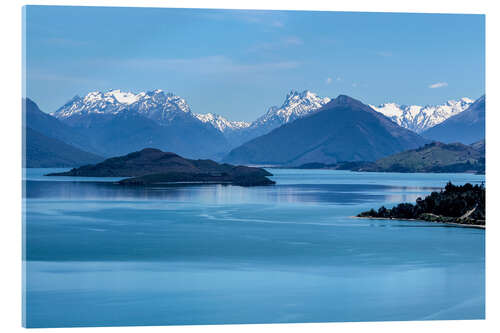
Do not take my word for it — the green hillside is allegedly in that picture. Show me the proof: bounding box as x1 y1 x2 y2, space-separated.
369 141 484 173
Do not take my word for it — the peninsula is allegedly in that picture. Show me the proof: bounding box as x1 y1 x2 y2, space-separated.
357 182 485 227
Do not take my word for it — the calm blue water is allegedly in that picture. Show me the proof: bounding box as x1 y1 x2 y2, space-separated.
23 168 485 328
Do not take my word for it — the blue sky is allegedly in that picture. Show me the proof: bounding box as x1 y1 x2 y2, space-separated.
25 6 485 122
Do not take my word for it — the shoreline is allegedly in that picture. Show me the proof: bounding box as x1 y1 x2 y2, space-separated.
351 216 485 229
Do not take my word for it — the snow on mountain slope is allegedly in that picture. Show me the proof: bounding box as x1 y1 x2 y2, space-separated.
250 90 331 130
52 89 192 124
52 89 475 139
195 113 250 133
370 98 474 133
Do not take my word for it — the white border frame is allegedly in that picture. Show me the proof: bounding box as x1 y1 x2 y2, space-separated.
2 1 498 332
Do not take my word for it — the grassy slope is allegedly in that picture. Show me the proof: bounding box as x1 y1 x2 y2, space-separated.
372 142 484 172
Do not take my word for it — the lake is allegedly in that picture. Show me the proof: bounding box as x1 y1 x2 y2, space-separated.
23 168 485 327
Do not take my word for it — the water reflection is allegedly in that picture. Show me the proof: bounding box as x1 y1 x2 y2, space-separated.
23 168 486 327
26 180 440 206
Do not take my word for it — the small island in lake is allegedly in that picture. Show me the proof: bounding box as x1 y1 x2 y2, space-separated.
357 182 485 227
46 148 276 186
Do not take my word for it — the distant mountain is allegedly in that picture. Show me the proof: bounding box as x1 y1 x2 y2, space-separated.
195 113 250 133
50 89 331 156
421 96 485 144
51 90 230 159
25 127 103 168
192 90 331 148
24 98 99 155
224 95 429 166
248 90 331 135
42 89 480 161
47 148 275 186
53 89 192 125
370 98 474 133
227 90 331 147
196 91 472 144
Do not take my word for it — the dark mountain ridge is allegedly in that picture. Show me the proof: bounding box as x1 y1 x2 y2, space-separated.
24 98 101 155
24 127 104 168
24 99 105 167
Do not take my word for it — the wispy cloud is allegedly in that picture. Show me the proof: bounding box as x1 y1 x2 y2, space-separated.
44 37 89 47
111 56 300 75
283 36 303 46
238 12 286 28
271 20 285 28
326 76 342 85
429 82 448 89
249 36 303 52
200 10 286 28
376 51 393 57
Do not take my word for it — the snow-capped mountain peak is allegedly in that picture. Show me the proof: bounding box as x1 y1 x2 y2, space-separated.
107 89 141 104
195 113 250 132
51 88 476 143
252 90 331 128
369 97 474 133
52 89 192 124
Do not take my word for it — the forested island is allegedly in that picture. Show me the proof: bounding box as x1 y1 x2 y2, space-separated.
357 182 485 227
46 148 275 186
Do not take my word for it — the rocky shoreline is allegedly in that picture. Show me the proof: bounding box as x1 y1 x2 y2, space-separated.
353 216 485 229
356 182 485 228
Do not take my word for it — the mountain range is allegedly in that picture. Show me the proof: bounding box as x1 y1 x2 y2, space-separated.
51 90 229 159
25 89 485 168
224 95 429 165
50 89 477 148
421 96 485 144
370 97 474 133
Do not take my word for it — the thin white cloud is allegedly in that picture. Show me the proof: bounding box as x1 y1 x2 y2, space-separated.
272 20 285 28
112 56 300 75
326 77 332 84
376 51 393 57
282 36 303 46
429 82 448 89
201 11 286 28
249 36 303 52
44 37 89 47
